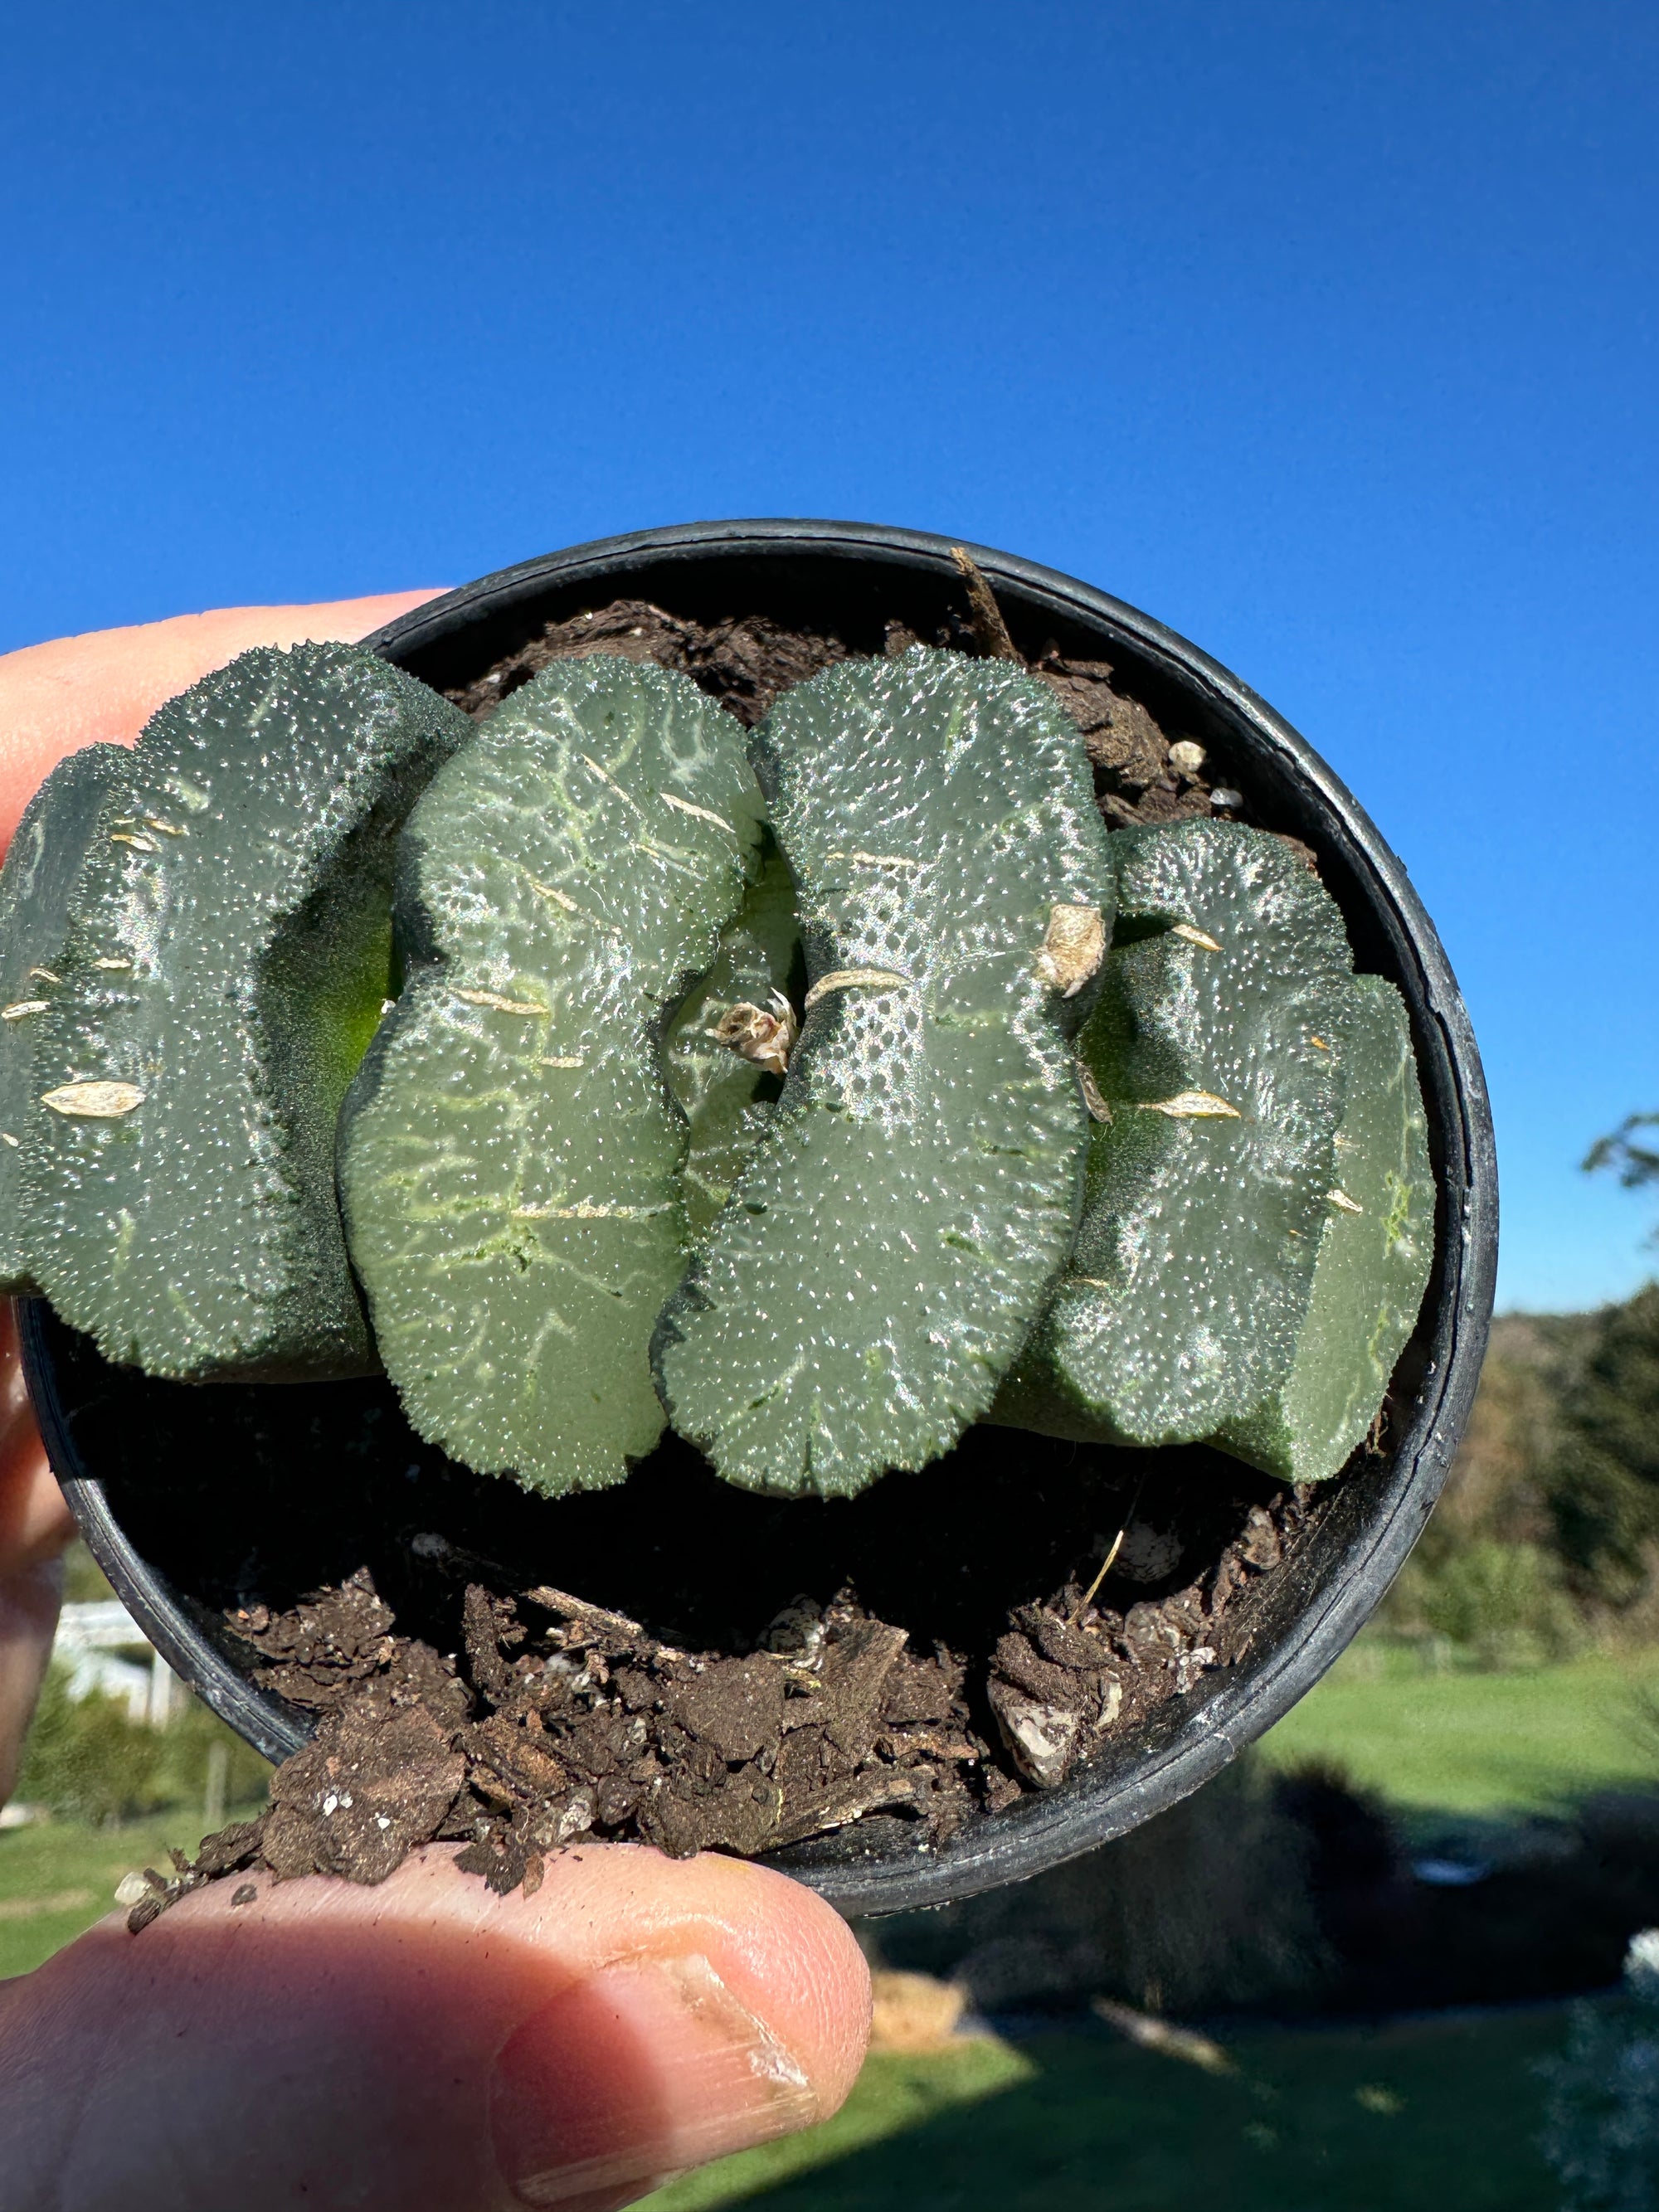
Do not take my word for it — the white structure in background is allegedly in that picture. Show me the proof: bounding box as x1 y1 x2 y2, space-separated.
52 1600 184 1728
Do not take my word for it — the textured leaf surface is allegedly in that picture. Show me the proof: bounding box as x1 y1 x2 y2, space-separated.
995 819 1353 1447
0 743 126 1289
340 657 766 1495
654 647 1114 1499
21 646 471 1379
663 838 800 1246
1214 974 1433 1480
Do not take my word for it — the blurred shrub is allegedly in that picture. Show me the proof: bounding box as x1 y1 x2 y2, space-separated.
1546 1286 1659 1612
17 1665 163 1824
150 1683 271 1811
1369 1286 1659 1655
16 1663 270 1827
1386 1539 1584 1670
1541 1929 1659 2211
864 1751 1327 2015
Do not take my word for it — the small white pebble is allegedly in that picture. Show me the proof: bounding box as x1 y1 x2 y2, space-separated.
114 1871 152 1908
377 1815 392 1830
1168 739 1207 775
322 1792 339 1816
1210 787 1243 810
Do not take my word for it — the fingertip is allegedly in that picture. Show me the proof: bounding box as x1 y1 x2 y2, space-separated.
478 1849 869 2204
7 1842 870 2212
0 591 450 853
628 1850 873 2118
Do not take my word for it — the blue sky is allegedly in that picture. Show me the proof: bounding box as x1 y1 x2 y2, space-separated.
1 1 1654 1310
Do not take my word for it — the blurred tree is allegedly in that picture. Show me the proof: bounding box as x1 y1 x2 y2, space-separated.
1546 1286 1659 1610
1585 1111 1659 1199
17 1662 270 1826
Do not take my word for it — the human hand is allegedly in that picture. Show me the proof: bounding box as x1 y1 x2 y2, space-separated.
0 597 872 2212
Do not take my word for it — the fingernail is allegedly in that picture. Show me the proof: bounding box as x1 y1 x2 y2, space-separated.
493 1952 820 2208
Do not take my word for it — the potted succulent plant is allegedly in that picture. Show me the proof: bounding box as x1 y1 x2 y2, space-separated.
9 521 1495 1919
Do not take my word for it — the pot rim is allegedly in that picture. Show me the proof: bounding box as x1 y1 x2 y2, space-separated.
27 518 1496 1915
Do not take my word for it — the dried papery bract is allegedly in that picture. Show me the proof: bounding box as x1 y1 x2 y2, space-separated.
340 657 767 1495
0 742 126 1287
1034 902 1107 997
712 994 797 1077
654 647 1115 1499
995 819 1358 1451
17 647 473 1380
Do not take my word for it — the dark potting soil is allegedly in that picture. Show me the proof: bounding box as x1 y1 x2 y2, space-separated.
132 1465 1320 1928
439 576 1228 831
132 558 1354 1925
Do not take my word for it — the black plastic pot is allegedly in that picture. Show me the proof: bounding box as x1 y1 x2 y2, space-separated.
23 520 1496 1916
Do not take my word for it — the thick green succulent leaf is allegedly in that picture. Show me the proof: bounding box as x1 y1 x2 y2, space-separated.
1214 975 1433 1481
0 742 127 1291
20 645 472 1380
340 656 766 1496
654 647 1115 1500
995 819 1353 1447
663 838 800 1247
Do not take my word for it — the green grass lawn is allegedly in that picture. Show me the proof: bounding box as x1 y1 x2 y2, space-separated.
0 1803 1581 2212
2 1648 1644 2208
647 2006 1571 2212
0 1806 263 1978
1259 1641 1659 1814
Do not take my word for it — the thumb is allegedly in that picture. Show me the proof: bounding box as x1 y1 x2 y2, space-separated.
0 1840 870 2212
0 591 446 853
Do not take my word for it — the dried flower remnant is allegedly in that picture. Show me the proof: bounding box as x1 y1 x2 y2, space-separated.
1170 922 1222 952
712 991 797 1077
40 1081 145 1119
1077 1062 1112 1124
1034 902 1107 998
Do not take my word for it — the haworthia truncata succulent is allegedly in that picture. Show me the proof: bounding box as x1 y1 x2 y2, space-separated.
653 646 1115 1499
340 656 767 1495
0 742 127 1290
1213 973 1433 1481
17 645 473 1381
994 819 1355 1449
